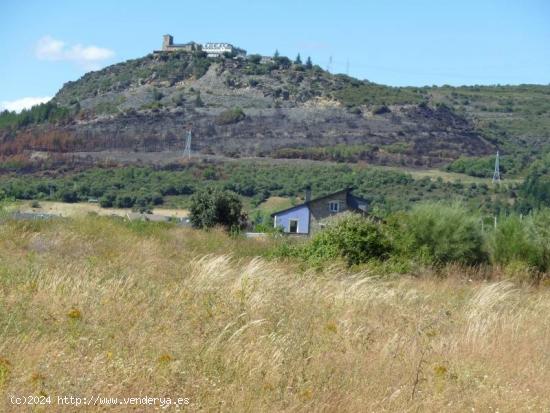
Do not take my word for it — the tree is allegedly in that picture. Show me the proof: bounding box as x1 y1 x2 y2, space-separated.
59 189 78 203
520 154 550 209
189 188 246 230
305 56 313 70
294 53 302 65
274 49 280 58
248 54 262 64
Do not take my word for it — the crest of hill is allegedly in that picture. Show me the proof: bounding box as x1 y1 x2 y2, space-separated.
52 50 428 112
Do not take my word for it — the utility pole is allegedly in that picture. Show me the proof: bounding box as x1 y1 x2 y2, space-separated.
492 151 501 184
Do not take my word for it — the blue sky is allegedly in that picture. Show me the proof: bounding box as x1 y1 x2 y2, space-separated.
1 0 549 111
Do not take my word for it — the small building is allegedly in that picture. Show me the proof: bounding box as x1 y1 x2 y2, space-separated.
203 42 246 58
158 35 246 58
161 34 200 52
271 188 369 235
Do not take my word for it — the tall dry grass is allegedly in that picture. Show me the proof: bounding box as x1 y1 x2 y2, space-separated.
1 217 550 411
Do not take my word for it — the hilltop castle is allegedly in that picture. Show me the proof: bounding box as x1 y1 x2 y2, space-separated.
160 35 246 58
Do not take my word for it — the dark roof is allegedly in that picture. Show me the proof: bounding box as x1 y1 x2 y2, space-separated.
271 188 368 217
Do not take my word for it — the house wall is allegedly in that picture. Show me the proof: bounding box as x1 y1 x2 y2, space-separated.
309 191 351 234
273 205 310 234
203 43 233 56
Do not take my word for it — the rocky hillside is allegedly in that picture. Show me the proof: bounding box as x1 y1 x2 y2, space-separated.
2 49 549 170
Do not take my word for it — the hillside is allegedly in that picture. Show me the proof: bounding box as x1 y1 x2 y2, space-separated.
1 49 549 173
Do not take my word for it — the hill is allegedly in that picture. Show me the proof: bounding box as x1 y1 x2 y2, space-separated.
0 49 548 174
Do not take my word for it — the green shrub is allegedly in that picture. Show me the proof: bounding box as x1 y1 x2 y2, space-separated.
151 88 164 101
520 155 550 209
391 202 487 265
100 193 116 208
216 107 245 125
172 92 185 107
303 212 391 266
59 189 78 203
487 215 536 267
488 209 550 272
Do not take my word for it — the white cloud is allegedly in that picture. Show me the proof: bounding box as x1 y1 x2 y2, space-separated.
0 97 52 113
35 35 114 67
35 36 66 60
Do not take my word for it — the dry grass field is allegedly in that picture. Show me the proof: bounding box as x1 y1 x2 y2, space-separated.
1 216 550 411
16 201 190 219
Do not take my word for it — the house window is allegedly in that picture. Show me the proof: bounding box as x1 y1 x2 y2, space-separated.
329 201 340 212
289 219 299 233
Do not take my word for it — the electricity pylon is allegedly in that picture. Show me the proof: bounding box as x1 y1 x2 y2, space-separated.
492 151 501 184
183 130 192 160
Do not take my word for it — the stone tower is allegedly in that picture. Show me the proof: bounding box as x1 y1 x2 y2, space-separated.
162 34 174 51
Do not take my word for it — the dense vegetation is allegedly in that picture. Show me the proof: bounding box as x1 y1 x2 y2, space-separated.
519 154 550 210
271 202 550 281
0 161 518 215
445 154 526 178
0 102 74 130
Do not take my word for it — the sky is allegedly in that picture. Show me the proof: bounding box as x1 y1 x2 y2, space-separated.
1 0 549 111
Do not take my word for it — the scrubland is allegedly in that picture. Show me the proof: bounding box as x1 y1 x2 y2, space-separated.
1 217 550 411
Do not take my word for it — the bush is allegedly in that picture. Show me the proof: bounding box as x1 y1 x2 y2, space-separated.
59 189 78 203
215 107 245 125
303 212 391 266
391 202 487 265
488 210 550 272
115 194 135 208
151 88 164 101
100 193 116 208
521 155 550 208
248 54 262 64
487 215 536 267
373 105 391 115
189 188 246 230
172 93 185 107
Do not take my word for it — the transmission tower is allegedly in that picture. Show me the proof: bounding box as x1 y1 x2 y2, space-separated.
492 151 501 184
183 130 192 160
326 56 333 72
